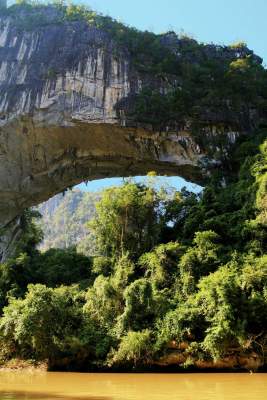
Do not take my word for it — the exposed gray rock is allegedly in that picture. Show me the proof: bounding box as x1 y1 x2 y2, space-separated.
0 5 262 260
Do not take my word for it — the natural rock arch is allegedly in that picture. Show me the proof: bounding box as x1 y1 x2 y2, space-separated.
0 115 206 261
0 4 264 261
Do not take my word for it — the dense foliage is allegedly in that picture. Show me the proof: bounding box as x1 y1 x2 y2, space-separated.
132 55 267 133
0 132 266 370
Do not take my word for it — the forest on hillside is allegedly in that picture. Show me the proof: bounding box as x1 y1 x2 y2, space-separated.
37 191 99 254
0 131 266 371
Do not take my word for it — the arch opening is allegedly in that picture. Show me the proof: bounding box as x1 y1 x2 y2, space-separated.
37 175 203 253
0 121 205 228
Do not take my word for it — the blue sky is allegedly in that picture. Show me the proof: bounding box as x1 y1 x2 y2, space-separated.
79 177 202 193
9 0 265 193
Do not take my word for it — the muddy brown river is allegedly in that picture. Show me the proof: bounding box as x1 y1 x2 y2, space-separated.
0 371 267 400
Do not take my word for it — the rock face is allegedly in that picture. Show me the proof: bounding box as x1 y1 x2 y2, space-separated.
0 5 264 260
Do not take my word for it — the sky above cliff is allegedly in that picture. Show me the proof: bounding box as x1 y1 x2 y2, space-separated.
7 1 266 62
85 0 266 64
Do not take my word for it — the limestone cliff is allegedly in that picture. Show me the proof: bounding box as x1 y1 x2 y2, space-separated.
0 3 266 260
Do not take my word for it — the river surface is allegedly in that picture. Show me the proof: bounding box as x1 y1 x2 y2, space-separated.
0 371 267 400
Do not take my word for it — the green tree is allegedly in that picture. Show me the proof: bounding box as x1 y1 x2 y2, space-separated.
179 231 221 295
139 241 183 291
89 182 164 260
118 278 156 333
0 284 109 368
109 329 153 367
84 275 122 329
33 247 93 287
